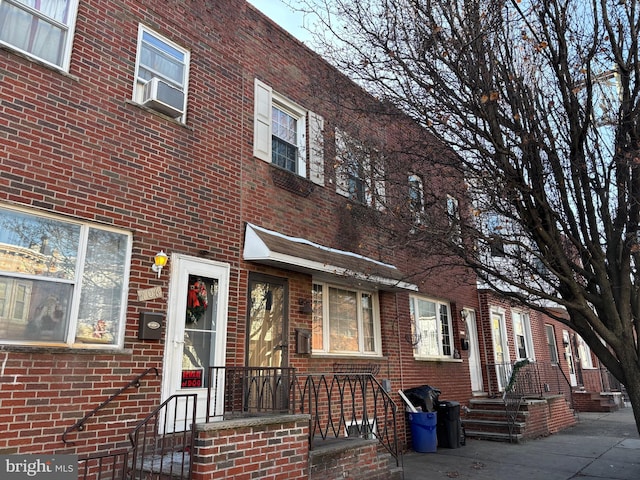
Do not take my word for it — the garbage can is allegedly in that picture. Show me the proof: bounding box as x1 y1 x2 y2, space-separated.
437 400 462 448
404 385 441 413
408 411 438 453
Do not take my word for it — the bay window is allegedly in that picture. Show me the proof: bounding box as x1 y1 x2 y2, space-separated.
0 205 131 347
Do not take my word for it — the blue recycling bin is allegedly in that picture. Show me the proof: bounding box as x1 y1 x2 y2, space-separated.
408 411 437 453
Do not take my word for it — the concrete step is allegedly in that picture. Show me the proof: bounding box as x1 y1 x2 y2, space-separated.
464 429 522 443
462 418 525 435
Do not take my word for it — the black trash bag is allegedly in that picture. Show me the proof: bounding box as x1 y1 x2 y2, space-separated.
405 385 441 412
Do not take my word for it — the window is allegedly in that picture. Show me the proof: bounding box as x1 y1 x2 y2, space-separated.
410 295 453 359
335 129 386 209
311 282 381 355
0 205 132 347
446 195 461 242
133 25 190 121
512 311 534 360
486 213 505 256
254 79 325 184
0 0 79 70
545 324 559 364
408 174 425 224
576 335 594 369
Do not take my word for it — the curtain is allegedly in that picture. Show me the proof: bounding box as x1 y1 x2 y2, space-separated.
0 0 70 67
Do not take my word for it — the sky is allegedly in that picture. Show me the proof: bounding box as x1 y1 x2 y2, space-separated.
246 0 311 43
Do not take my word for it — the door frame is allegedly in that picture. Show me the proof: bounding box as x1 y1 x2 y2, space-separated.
463 308 484 394
161 254 230 422
490 307 510 391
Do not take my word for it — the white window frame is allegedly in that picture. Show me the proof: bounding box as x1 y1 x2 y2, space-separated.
576 335 594 369
253 79 324 183
335 128 386 210
512 311 535 360
410 295 454 360
545 324 559 365
133 24 190 122
0 0 79 71
0 204 132 348
311 281 382 356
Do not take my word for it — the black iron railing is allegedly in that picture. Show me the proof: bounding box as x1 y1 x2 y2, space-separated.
62 367 159 444
497 361 573 442
205 367 400 466
206 366 296 419
294 373 400 466
487 361 572 401
78 393 197 480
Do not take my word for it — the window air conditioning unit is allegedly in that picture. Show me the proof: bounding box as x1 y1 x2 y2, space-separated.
142 77 184 118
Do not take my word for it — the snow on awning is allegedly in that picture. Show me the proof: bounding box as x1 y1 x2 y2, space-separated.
243 223 418 291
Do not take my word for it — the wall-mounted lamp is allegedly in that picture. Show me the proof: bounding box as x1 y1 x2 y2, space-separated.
151 250 168 278
298 298 313 314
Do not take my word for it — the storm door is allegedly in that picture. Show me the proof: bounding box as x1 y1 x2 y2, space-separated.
244 274 290 414
162 254 229 426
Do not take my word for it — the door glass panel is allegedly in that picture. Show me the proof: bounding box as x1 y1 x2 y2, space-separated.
248 279 285 368
181 276 218 388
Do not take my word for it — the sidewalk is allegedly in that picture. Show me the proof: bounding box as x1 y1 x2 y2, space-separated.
402 407 640 479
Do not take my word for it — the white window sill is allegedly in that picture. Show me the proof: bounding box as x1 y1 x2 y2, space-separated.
413 356 463 363
311 352 385 360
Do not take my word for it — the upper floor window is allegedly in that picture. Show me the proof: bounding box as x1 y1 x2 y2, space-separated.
0 205 132 347
410 295 453 359
0 0 79 70
408 174 425 224
133 25 190 121
311 282 381 356
254 79 325 186
335 129 386 209
446 195 461 242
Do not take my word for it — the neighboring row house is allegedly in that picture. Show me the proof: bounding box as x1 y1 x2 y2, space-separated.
0 1 619 479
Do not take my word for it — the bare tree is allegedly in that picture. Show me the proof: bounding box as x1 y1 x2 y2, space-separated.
292 0 640 431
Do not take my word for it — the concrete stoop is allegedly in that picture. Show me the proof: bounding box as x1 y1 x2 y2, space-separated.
573 390 623 412
462 398 527 443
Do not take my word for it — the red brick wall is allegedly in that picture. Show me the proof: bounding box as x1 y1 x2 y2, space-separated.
0 0 477 463
192 415 309 480
309 442 398 480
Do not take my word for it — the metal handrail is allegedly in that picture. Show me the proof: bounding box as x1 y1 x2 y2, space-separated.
205 367 400 467
128 393 197 480
294 373 400 467
78 393 196 480
62 367 159 444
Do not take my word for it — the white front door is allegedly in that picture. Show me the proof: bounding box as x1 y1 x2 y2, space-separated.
162 254 229 426
490 309 510 391
563 329 577 386
464 309 484 394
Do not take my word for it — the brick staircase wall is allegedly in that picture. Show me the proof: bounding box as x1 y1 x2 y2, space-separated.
572 391 623 412
309 441 402 480
192 415 309 480
464 395 576 442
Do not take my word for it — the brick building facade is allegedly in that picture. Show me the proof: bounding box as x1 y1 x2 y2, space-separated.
0 0 480 476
